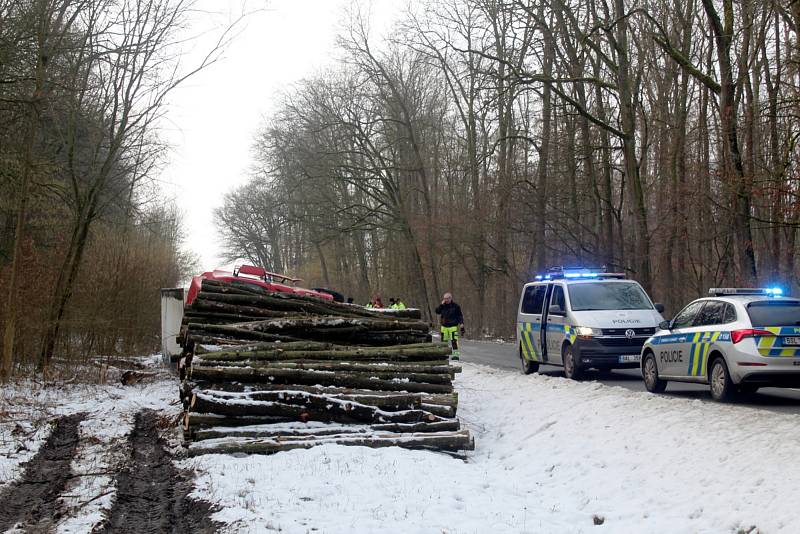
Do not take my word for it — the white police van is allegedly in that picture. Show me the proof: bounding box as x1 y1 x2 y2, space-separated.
516 268 665 379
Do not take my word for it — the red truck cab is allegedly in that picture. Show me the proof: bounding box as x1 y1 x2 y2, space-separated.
185 264 334 305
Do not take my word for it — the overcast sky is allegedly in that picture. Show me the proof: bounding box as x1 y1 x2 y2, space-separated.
161 0 401 273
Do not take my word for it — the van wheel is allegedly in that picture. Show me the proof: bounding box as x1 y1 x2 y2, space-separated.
563 345 583 380
709 357 735 402
642 352 667 393
520 346 539 375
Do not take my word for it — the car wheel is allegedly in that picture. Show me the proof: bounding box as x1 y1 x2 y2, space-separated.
520 345 539 375
642 352 667 393
563 345 583 380
709 357 735 402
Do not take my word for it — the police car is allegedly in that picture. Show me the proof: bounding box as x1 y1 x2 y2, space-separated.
640 288 800 401
516 268 665 379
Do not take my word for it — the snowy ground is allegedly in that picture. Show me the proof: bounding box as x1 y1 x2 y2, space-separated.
3 359 800 533
0 356 179 533
184 363 800 534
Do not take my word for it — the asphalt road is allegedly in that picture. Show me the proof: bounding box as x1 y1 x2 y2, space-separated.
460 339 800 415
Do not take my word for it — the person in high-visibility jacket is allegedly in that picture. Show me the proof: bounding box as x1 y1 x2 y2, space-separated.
434 292 464 360
393 298 406 310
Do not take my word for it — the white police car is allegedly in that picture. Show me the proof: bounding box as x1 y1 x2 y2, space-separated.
517 267 665 379
640 288 800 401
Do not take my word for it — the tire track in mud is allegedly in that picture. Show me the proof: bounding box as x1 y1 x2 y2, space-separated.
0 412 85 532
94 409 218 534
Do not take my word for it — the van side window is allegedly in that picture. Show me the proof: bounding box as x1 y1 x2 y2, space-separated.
521 285 546 314
550 285 566 315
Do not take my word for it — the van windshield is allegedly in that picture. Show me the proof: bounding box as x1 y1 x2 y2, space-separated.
568 282 653 311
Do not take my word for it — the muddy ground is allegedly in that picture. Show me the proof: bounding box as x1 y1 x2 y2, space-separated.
0 413 85 532
94 410 219 533
0 409 219 533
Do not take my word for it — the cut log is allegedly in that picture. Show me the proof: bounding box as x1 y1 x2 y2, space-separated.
191 365 454 389
183 382 458 406
192 298 297 318
196 291 365 318
202 343 451 363
239 316 429 334
187 429 475 456
185 334 251 346
184 412 294 430
194 360 456 376
195 388 424 411
182 312 265 325
190 366 453 393
420 403 456 418
191 391 442 424
192 419 461 441
186 323 302 342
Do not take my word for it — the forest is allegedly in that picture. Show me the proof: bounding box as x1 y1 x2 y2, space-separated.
0 0 222 378
216 0 800 336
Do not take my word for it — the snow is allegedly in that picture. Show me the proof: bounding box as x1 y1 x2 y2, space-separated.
0 370 178 533
4 356 800 533
184 363 800 534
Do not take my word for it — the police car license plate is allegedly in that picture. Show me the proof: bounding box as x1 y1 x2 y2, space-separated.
784 337 800 346
619 355 640 363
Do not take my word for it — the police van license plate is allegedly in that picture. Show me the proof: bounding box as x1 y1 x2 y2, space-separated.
783 337 800 346
619 354 640 363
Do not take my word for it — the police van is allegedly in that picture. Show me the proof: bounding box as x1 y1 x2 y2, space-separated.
516 268 665 379
641 287 800 401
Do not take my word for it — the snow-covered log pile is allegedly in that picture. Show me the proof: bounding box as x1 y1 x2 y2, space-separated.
178 280 473 456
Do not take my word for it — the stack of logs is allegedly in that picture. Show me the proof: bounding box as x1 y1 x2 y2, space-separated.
179 279 474 456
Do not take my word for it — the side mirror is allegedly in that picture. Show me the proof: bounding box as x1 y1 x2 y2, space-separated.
658 320 671 331
655 303 665 313
549 304 563 315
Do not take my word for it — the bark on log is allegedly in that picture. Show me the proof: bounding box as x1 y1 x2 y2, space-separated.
195 388 424 411
192 364 452 386
186 323 302 342
185 334 251 346
203 342 451 363
420 403 456 418
190 366 453 393
187 429 475 456
192 298 297 318
184 412 294 430
192 419 461 441
194 360 456 376
239 316 429 334
369 308 423 320
183 382 459 407
191 391 441 424
182 312 265 325
196 291 366 318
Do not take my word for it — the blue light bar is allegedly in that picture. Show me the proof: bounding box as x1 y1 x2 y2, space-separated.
709 287 788 297
564 272 600 279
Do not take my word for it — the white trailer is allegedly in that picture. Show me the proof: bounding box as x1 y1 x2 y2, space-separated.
160 288 184 365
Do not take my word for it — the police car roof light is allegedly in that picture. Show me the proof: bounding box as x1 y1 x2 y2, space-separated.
708 287 787 297
535 267 625 281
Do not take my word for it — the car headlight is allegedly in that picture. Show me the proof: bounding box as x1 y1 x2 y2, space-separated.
575 326 601 338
